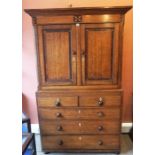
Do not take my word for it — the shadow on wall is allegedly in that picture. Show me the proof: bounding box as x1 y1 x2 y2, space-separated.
22 93 30 117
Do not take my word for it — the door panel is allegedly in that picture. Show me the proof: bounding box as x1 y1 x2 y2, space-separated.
81 24 120 86
38 25 77 86
87 29 113 80
44 31 70 81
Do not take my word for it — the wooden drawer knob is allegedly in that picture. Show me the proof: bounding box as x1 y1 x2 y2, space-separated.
55 112 62 118
98 100 104 106
57 125 63 131
97 112 104 117
55 101 61 107
98 126 104 131
97 97 104 106
98 140 103 145
57 140 63 145
55 98 61 107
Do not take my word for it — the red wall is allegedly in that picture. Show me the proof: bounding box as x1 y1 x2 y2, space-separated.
22 0 133 123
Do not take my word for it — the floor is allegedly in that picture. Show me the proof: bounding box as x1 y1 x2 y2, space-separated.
35 134 133 155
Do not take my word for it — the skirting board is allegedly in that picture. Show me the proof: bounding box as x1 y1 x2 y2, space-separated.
31 123 133 134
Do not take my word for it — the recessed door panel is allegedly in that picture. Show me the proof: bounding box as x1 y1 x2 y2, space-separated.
38 25 77 86
81 24 120 85
86 28 113 80
44 30 70 81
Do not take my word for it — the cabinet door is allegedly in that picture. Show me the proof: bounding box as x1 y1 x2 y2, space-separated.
80 24 120 86
37 25 77 86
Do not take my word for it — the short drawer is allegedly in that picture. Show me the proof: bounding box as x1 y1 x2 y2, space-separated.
79 95 121 107
40 120 120 135
37 96 78 107
42 135 119 150
38 107 120 120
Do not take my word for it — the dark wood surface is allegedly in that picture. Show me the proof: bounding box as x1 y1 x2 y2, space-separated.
35 14 122 25
37 24 77 86
37 96 78 107
79 94 121 107
36 22 121 88
38 107 121 120
25 6 132 153
40 120 120 135
34 12 122 89
80 23 120 86
42 135 120 150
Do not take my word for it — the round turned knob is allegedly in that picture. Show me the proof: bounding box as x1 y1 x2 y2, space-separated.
55 101 61 107
57 140 63 146
55 98 61 107
97 97 104 106
98 126 103 131
55 112 62 118
97 112 104 117
57 125 63 131
98 140 103 145
98 100 104 106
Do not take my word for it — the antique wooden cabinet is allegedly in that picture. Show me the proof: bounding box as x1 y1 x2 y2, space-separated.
25 6 132 153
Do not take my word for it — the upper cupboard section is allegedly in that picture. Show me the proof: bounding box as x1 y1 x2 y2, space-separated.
36 22 121 89
25 7 132 89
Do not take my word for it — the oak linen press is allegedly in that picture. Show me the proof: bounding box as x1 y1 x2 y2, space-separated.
25 6 132 153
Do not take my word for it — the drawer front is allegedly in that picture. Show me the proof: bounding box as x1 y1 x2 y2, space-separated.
42 135 119 150
37 96 78 107
40 120 120 135
79 95 121 107
38 108 120 120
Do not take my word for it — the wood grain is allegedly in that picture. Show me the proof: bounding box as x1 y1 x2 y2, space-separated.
35 14 122 25
42 135 119 150
25 6 132 17
40 120 120 135
86 28 113 79
81 23 120 86
38 107 120 120
44 30 70 81
79 95 121 107
38 25 77 86
37 96 78 107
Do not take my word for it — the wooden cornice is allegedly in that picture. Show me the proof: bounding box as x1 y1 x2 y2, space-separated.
25 6 132 17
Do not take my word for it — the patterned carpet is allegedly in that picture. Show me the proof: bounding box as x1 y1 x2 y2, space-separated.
35 134 133 155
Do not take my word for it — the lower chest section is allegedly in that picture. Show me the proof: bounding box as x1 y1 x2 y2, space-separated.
36 90 122 152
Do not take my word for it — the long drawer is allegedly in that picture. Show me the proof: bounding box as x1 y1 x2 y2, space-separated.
40 120 120 135
38 107 120 120
42 135 120 150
